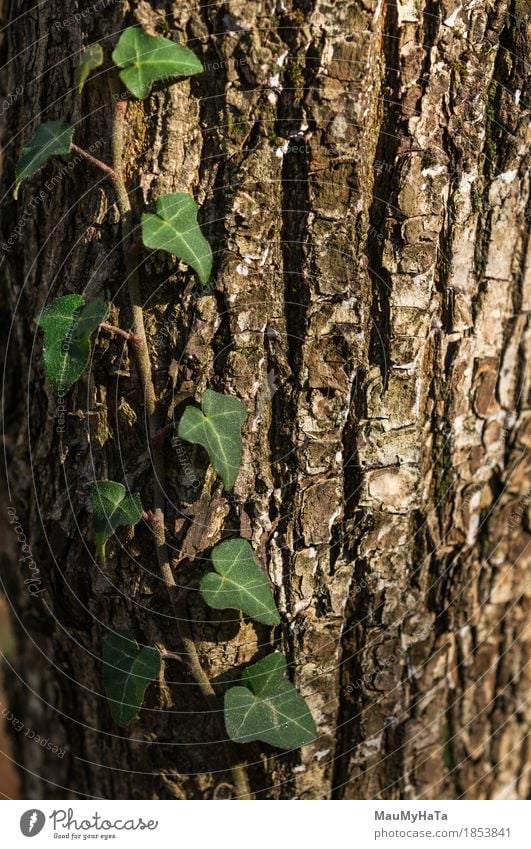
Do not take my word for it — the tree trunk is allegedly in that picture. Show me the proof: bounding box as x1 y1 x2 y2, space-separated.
0 0 529 800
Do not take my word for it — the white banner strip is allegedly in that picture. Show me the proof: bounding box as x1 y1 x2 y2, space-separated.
1 800 529 848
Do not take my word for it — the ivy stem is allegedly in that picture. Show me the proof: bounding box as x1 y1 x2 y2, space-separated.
173 590 253 799
161 650 184 663
151 423 173 445
107 92 251 800
99 321 143 346
71 143 120 181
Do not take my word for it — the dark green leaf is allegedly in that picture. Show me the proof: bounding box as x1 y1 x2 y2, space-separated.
112 26 203 99
241 650 287 694
15 120 74 197
224 652 317 749
201 538 280 626
37 295 109 393
102 629 160 726
178 389 247 490
141 192 213 283
89 480 143 564
75 43 104 93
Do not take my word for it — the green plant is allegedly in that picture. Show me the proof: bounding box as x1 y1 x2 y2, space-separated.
225 652 317 748
19 23 316 799
75 44 104 93
178 389 247 490
37 295 109 393
141 192 213 283
15 120 74 197
112 26 203 99
102 629 160 726
201 538 281 626
89 481 143 564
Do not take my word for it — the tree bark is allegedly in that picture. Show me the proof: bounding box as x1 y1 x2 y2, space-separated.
0 0 529 800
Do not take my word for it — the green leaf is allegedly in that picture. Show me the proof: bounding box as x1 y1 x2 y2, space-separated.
201 538 280 626
224 652 317 750
112 26 203 99
141 192 213 283
89 480 143 564
37 295 109 393
75 43 104 93
15 120 74 197
102 629 160 726
178 389 247 490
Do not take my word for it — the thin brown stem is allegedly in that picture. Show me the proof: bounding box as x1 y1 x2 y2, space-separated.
173 589 252 799
151 423 173 445
161 650 184 663
71 143 119 181
106 87 252 800
100 321 143 346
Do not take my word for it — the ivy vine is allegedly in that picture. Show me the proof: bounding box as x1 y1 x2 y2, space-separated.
18 24 316 798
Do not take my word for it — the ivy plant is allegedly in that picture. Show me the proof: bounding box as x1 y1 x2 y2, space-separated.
22 24 317 797
37 294 108 393
102 629 160 726
224 652 317 750
15 123 212 283
75 44 104 93
178 389 247 490
201 538 280 626
112 26 203 99
15 120 74 197
141 192 213 283
89 480 143 564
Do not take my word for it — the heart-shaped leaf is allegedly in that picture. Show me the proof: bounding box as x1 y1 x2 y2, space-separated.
75 43 104 93
112 26 203 99
37 294 109 393
201 538 280 626
224 652 317 749
15 119 74 197
89 480 143 564
141 192 213 283
102 629 160 726
178 389 247 490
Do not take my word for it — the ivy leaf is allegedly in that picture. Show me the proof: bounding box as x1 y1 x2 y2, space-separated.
178 389 247 490
37 294 109 393
141 192 213 283
201 538 280 626
75 43 104 93
15 120 74 197
89 480 143 564
102 630 160 726
224 652 317 750
112 26 203 99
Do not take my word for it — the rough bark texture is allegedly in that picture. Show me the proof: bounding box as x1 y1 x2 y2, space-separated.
0 0 529 800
